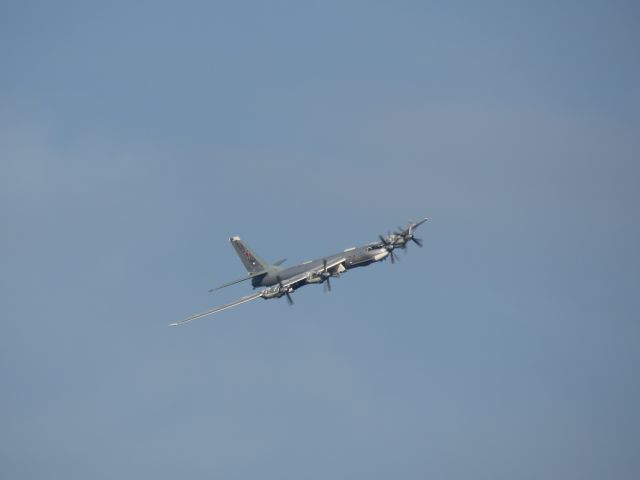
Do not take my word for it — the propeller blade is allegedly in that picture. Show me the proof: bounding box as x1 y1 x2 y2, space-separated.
323 258 328 273
378 235 388 246
390 250 398 264
412 237 423 247
324 277 332 292
277 276 294 305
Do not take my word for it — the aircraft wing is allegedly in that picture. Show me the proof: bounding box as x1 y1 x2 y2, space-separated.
169 292 263 326
279 257 347 289
275 271 309 290
170 257 347 326
316 257 346 274
209 270 267 292
414 218 429 228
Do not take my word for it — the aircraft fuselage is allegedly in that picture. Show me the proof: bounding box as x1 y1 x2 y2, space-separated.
254 244 389 288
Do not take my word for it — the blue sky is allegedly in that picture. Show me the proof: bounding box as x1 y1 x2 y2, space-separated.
2 1 639 478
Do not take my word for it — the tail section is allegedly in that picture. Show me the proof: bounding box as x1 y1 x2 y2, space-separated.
230 236 269 274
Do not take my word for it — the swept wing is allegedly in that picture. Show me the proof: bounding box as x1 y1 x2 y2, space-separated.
170 257 346 326
169 292 263 326
280 257 346 289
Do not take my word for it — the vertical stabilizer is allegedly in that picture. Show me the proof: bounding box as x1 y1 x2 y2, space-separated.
230 237 269 274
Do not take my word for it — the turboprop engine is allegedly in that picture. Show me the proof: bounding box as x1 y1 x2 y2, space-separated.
306 259 341 292
262 276 295 304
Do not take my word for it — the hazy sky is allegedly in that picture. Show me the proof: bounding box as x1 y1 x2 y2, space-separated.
2 1 639 479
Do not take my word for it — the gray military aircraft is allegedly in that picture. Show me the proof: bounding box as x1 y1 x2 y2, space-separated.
169 218 428 326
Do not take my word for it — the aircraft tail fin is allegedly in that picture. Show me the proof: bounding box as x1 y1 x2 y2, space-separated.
229 236 270 275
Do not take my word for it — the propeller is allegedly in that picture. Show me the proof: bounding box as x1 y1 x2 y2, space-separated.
276 275 294 305
394 219 428 250
322 259 332 292
378 235 399 264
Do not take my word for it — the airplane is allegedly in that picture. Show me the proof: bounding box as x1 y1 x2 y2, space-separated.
169 218 428 326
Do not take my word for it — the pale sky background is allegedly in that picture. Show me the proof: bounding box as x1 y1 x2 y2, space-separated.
1 1 639 479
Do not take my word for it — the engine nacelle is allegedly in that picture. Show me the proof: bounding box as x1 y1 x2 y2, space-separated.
262 285 292 299
305 273 324 284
